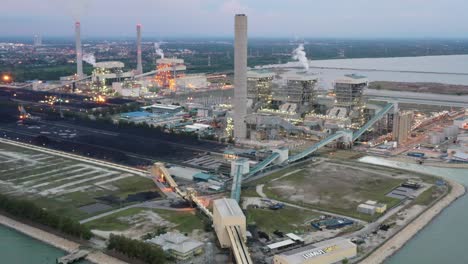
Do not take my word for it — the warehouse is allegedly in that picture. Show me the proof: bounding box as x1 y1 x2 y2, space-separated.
147 232 204 260
273 238 356 264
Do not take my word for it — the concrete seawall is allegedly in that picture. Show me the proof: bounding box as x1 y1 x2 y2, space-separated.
0 214 127 264
360 179 465 264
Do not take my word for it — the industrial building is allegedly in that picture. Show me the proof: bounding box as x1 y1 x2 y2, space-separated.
119 110 184 127
247 70 275 108
272 72 318 113
392 111 414 144
112 81 142 97
92 61 133 87
333 74 368 126
156 58 187 90
147 232 204 260
213 198 247 248
140 103 183 114
176 74 209 91
273 238 357 264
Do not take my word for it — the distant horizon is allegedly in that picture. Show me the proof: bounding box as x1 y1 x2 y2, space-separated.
2 35 468 43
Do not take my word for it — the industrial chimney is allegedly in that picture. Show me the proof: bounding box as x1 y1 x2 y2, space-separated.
233 14 248 140
136 24 143 75
75 21 83 78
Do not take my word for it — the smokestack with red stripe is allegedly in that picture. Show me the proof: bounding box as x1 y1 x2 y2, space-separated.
75 21 83 78
136 24 143 74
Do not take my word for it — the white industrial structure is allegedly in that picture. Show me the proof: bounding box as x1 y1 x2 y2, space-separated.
136 24 143 75
273 237 357 264
176 74 209 90
92 61 133 84
234 14 248 140
75 21 83 78
213 198 253 264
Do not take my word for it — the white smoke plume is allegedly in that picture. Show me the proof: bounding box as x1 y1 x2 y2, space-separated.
292 44 309 71
83 53 96 66
154 43 164 59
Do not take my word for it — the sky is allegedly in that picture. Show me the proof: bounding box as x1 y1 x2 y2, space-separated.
1 0 468 38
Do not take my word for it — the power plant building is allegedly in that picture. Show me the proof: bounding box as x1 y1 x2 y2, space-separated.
334 74 368 110
272 72 318 113
156 58 187 90
92 61 133 87
392 111 414 144
333 74 368 125
273 237 357 264
233 14 248 140
213 198 247 248
247 70 275 107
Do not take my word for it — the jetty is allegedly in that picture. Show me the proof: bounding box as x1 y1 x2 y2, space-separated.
57 250 89 264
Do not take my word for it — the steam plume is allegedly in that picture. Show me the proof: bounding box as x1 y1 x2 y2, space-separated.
154 43 164 59
83 53 96 66
292 44 309 70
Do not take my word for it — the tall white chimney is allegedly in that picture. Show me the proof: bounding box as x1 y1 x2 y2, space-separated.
136 24 143 75
75 21 83 78
233 14 248 140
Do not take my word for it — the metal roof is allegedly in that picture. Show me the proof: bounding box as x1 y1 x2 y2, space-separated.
267 239 296 250
193 172 212 180
277 238 356 263
214 198 244 218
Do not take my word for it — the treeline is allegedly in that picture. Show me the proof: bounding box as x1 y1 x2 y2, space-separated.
0 194 92 240
108 234 166 264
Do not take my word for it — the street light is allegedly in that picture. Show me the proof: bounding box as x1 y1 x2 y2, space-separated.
2 74 12 82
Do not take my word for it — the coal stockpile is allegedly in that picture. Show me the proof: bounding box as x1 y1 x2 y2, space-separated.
0 99 19 124
96 191 161 205
125 191 161 203
70 118 225 149
0 117 224 167
0 87 134 110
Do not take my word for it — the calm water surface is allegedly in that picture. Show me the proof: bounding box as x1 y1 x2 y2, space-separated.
359 156 468 264
0 224 91 264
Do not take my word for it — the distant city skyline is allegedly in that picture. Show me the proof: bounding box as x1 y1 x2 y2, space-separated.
1 0 468 38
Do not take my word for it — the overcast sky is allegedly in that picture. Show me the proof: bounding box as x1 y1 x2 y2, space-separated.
2 0 468 38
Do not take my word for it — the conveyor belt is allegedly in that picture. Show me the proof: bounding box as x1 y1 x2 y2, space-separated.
226 225 253 264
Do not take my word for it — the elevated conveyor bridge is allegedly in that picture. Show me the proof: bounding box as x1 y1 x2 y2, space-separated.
352 103 394 141
226 225 254 264
283 103 395 164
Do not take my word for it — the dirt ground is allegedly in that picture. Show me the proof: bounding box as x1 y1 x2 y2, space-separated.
264 162 405 217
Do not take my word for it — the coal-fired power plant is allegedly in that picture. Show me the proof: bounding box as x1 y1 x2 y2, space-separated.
75 21 83 78
136 24 143 75
234 14 248 140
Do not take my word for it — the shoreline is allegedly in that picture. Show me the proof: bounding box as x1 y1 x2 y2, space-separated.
360 179 466 264
0 214 127 264
387 156 468 169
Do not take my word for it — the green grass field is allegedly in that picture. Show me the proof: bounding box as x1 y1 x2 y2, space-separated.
84 207 205 234
246 206 320 234
245 161 409 221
